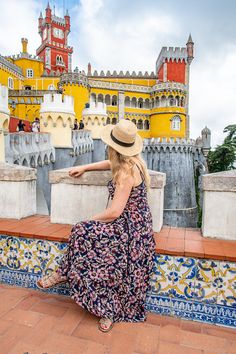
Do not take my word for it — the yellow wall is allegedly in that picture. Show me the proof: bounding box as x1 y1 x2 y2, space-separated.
0 66 23 89
62 84 89 120
150 112 186 138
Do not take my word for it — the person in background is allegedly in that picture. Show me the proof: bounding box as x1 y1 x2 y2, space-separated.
79 120 84 130
17 120 26 132
32 117 40 132
73 119 79 130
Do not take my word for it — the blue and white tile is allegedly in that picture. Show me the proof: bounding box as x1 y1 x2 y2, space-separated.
149 254 174 297
194 259 219 304
217 261 236 308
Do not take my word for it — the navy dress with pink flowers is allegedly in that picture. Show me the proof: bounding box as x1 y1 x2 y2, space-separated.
57 177 155 322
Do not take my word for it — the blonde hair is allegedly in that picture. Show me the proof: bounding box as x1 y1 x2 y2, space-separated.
108 146 150 188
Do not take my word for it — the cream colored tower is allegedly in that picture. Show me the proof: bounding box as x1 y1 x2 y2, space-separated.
0 84 10 161
40 93 75 147
82 101 107 139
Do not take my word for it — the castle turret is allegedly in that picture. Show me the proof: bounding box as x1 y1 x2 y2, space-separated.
186 34 194 65
21 38 28 54
82 101 107 139
40 93 75 148
87 62 92 76
201 126 211 157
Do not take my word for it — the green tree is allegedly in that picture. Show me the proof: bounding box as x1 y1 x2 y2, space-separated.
207 124 236 173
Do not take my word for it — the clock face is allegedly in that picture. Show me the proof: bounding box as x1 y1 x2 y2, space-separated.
53 28 64 39
43 28 47 40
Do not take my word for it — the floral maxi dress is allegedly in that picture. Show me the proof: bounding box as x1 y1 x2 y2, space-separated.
57 179 156 322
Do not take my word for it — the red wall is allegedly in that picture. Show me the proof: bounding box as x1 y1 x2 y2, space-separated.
167 60 186 84
157 65 164 81
9 117 32 133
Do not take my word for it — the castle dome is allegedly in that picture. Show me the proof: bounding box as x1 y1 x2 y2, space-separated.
201 126 211 135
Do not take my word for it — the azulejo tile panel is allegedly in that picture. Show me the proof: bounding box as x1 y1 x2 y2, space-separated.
1 234 236 328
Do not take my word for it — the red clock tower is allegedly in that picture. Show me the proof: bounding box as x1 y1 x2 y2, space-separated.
36 2 73 74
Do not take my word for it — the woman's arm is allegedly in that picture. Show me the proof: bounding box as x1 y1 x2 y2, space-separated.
91 175 134 222
69 160 111 177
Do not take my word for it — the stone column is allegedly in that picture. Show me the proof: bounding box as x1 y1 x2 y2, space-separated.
0 162 37 219
0 84 10 162
118 91 125 121
49 168 166 232
202 170 236 240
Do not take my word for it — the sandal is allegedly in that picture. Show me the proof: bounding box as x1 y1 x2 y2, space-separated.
98 318 114 332
36 272 67 289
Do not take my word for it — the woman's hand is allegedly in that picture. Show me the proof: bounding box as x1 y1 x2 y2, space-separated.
69 166 86 178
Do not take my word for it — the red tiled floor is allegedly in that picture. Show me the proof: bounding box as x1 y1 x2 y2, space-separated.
0 285 236 354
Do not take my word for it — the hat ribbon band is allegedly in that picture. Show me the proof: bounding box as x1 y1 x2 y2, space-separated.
110 130 135 147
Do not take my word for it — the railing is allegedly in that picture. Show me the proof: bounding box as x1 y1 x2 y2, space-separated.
4 132 55 167
9 90 58 97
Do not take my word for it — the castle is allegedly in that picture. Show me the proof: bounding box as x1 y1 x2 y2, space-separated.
0 3 210 227
0 2 194 141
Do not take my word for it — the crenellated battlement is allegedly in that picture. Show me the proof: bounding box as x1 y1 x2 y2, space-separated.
6 53 43 62
0 55 23 77
59 72 88 87
143 137 199 153
40 93 75 115
156 46 187 73
0 84 10 116
90 70 156 78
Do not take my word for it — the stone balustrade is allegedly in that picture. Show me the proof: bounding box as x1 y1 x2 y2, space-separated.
0 162 36 218
4 132 55 167
49 169 166 232
202 170 236 240
71 130 94 156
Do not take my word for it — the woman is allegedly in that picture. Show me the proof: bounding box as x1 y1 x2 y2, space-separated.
17 119 26 132
37 119 155 332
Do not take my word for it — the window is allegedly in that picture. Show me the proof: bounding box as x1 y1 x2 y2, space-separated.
56 55 64 66
171 115 181 131
8 77 14 89
26 69 34 78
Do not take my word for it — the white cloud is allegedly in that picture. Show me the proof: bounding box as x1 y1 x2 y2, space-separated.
190 46 236 146
0 0 41 55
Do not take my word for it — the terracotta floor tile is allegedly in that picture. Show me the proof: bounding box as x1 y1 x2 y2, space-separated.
39 332 89 354
53 307 86 335
0 318 12 335
8 340 39 354
109 330 136 354
202 325 236 341
180 319 202 333
185 230 203 241
15 294 41 310
0 323 30 353
180 330 227 351
184 240 204 257
72 322 113 347
155 238 168 253
113 321 144 336
146 312 163 326
31 301 68 317
85 341 110 354
159 324 181 343
2 308 43 327
169 227 186 239
203 242 225 260
158 341 203 354
134 323 160 354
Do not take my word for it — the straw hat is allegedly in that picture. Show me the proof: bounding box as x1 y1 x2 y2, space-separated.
100 119 143 156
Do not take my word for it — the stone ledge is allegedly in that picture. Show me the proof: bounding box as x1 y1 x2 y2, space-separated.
49 168 166 188
203 170 236 192
0 162 36 181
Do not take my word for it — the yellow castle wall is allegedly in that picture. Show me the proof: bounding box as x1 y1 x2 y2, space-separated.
62 84 89 120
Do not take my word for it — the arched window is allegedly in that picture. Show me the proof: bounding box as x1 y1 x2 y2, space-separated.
144 120 150 130
112 117 117 124
105 95 111 105
112 95 117 106
155 97 160 108
26 69 34 78
137 119 143 130
168 95 175 106
132 119 137 126
180 97 185 107
106 117 111 124
175 96 180 106
131 97 137 108
171 115 181 131
98 94 103 103
8 77 14 89
144 99 150 109
90 93 96 103
138 98 143 108
161 96 166 107
125 96 131 107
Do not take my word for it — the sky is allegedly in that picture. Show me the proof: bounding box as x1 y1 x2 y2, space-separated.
0 0 236 147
